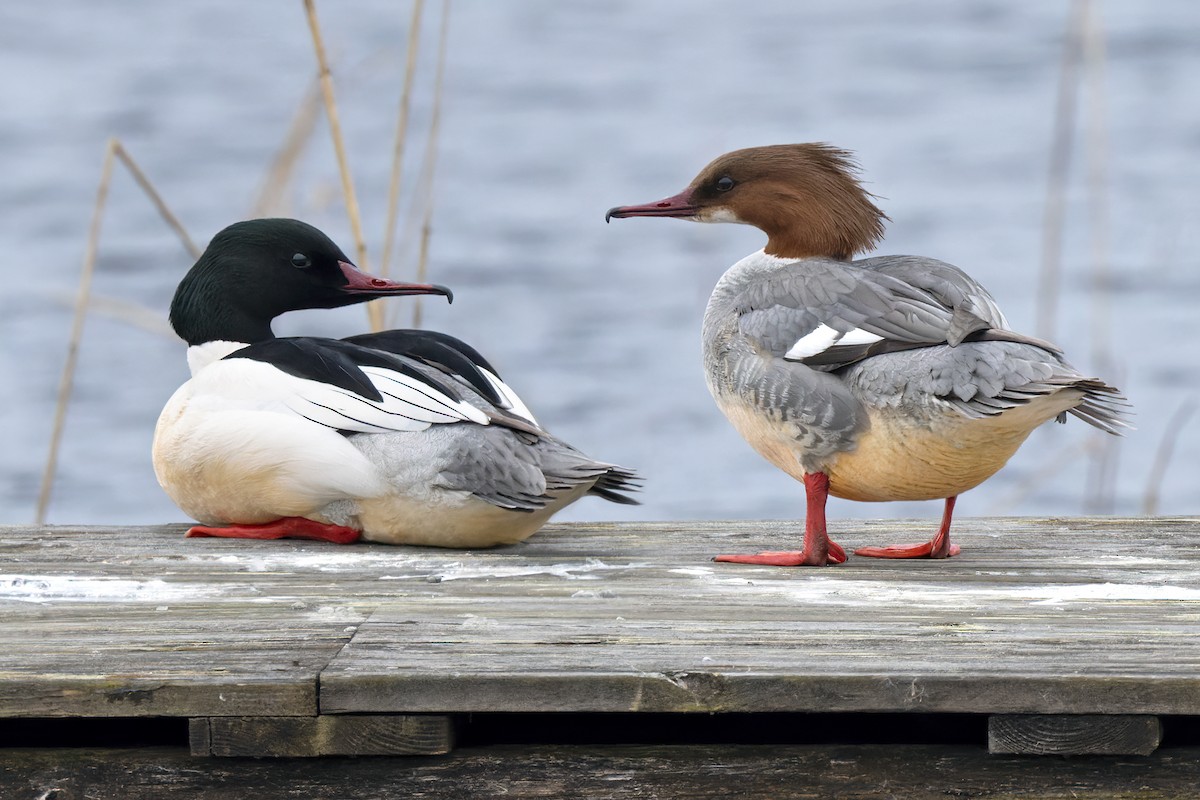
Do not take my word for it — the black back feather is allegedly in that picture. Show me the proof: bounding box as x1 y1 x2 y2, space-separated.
226 337 465 404
344 329 506 407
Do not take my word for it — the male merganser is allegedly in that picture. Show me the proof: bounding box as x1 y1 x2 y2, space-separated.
153 218 638 547
607 144 1129 566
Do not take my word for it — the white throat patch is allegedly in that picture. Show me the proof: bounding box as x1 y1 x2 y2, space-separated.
186 340 249 376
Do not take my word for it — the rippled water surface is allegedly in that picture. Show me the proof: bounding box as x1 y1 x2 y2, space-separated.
3 1 1198 528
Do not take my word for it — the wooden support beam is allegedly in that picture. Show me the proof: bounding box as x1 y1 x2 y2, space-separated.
988 714 1161 755
6 744 1200 798
189 715 455 757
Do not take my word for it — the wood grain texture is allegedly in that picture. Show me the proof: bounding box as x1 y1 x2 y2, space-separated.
321 517 1200 715
988 714 1163 755
1 518 1198 729
0 524 373 718
3 744 1200 799
192 715 454 756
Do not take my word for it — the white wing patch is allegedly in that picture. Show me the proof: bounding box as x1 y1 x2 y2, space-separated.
784 324 884 360
361 366 489 425
480 367 539 425
284 365 489 433
190 357 490 435
840 328 888 346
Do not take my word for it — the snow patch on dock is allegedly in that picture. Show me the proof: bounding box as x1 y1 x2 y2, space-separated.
0 574 225 603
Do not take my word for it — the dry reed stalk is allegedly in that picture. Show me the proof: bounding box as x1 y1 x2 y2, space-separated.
252 80 323 217
1142 400 1196 515
379 0 427 279
1078 0 1119 514
1082 0 1111 368
410 0 451 330
984 434 1099 516
412 219 435 329
114 142 201 259
1083 431 1120 515
49 290 176 339
37 138 198 524
1035 0 1085 342
302 0 377 328
36 139 119 524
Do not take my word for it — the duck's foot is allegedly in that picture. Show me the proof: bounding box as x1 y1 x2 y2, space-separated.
714 540 847 567
853 541 961 559
185 516 361 544
855 495 959 559
714 472 848 566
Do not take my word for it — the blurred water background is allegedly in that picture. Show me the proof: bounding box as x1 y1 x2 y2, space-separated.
2 1 1197 529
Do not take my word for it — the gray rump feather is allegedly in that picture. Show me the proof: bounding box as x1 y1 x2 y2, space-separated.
706 254 1130 444
434 427 640 511
841 341 1129 434
349 356 640 510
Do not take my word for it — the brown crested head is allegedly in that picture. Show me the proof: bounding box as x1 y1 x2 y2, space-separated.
607 143 888 260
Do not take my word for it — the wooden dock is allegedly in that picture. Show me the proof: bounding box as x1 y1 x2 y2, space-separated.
2 518 1199 797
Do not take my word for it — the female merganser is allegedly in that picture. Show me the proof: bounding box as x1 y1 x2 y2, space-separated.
153 218 638 547
607 144 1128 566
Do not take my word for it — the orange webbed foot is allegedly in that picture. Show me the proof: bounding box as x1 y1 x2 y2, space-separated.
853 541 960 559
185 517 361 544
714 539 847 566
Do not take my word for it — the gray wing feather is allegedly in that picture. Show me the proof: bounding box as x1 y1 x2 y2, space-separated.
738 258 962 358
844 341 1130 433
350 354 641 510
437 427 639 511
716 254 1129 439
859 255 1010 333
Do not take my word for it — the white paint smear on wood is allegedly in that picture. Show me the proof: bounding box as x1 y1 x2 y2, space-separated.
0 574 226 603
690 572 1200 607
668 568 1200 607
381 558 651 583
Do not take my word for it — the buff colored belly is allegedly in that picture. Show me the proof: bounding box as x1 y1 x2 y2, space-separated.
827 412 1024 501
356 484 591 548
716 392 1079 503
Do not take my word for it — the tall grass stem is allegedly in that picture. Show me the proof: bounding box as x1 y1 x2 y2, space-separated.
36 139 119 524
1142 400 1196 515
303 0 376 328
252 81 322 218
380 0 427 279
1036 0 1085 342
411 0 450 330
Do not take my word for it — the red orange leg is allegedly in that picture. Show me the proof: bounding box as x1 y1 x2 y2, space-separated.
186 516 361 544
854 496 962 559
714 473 847 566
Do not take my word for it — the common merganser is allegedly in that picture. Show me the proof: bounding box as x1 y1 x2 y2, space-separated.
153 218 639 547
607 143 1129 566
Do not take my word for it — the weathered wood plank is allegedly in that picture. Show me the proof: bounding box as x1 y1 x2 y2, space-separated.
191 715 454 756
2 519 1198 728
3 744 1200 799
0 524 382 718
988 714 1163 755
319 517 1200 715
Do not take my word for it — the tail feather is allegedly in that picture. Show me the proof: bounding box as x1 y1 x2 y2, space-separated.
1067 378 1133 436
587 465 643 505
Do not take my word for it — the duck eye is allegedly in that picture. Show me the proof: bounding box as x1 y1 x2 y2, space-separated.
715 176 736 192
291 253 312 268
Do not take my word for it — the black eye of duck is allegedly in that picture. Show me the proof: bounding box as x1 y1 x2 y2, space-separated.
715 176 736 192
291 253 312 268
